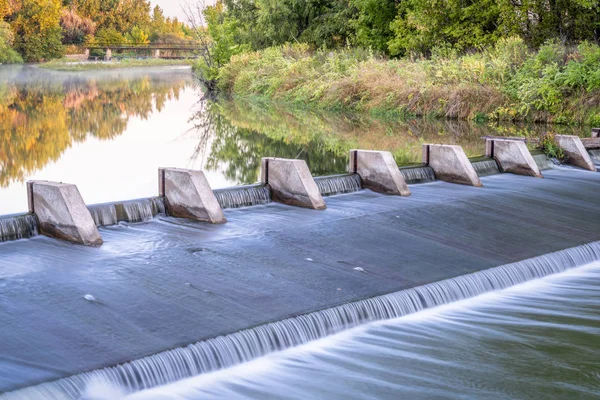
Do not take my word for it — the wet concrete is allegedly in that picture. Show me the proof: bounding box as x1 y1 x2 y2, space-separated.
1 168 599 392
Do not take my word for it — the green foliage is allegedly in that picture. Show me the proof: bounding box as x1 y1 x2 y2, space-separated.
95 28 126 46
126 26 149 45
12 0 64 62
350 0 395 53
538 132 567 161
193 1 249 91
389 0 501 56
216 40 600 125
0 21 22 63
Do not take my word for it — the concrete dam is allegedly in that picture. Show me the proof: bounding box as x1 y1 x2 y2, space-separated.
1 136 600 399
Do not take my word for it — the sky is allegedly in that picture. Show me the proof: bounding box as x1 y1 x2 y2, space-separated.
150 0 187 21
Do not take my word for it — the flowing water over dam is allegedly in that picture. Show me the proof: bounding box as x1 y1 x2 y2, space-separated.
127 261 600 400
5 243 599 400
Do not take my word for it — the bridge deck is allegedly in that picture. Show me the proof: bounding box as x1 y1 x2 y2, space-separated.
1 168 599 392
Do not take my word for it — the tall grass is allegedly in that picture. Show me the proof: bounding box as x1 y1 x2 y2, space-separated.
217 39 600 125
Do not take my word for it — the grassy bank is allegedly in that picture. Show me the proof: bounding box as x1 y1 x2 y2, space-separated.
216 39 600 125
40 58 193 72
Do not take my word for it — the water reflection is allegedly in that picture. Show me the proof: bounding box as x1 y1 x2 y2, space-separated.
0 65 590 214
0 65 192 188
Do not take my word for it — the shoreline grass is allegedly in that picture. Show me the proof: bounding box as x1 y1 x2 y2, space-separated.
39 58 193 72
215 40 600 126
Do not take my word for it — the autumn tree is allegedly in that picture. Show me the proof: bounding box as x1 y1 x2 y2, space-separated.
60 7 95 44
12 0 64 61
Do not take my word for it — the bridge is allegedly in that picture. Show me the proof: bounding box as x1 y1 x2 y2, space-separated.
84 42 204 60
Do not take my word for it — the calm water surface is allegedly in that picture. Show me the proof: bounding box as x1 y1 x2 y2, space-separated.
0 65 589 214
127 262 600 400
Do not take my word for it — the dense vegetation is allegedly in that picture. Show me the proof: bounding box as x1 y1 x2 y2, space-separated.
192 0 600 124
0 0 192 62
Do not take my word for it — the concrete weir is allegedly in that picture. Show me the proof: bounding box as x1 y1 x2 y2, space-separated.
349 150 410 195
2 168 600 395
159 168 226 224
485 138 543 178
555 135 597 172
261 158 326 210
26 181 102 246
422 144 482 186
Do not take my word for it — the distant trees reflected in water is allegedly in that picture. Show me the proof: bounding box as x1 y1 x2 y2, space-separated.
0 68 190 187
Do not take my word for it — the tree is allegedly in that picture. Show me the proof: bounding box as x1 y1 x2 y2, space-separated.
95 27 126 45
60 8 95 44
184 0 249 91
12 0 64 61
389 0 501 56
126 25 149 44
351 0 397 53
0 20 22 63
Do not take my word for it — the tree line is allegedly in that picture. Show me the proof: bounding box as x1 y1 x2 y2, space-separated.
219 0 600 55
0 0 193 62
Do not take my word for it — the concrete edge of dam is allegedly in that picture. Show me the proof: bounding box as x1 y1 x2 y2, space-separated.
1 137 599 246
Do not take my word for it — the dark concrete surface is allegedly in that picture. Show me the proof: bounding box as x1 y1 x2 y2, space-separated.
1 168 599 392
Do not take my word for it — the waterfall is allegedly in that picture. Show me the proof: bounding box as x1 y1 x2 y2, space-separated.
213 184 272 209
471 159 501 177
399 166 436 184
588 149 600 167
5 241 599 400
87 197 165 227
314 174 362 196
533 154 554 171
88 204 119 227
0 214 38 242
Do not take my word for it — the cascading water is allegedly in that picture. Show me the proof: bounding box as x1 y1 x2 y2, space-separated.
0 214 38 242
88 204 119 227
471 159 501 177
399 166 436 184
588 149 600 168
213 184 272 209
5 242 599 400
314 174 362 196
533 153 554 171
87 197 165 227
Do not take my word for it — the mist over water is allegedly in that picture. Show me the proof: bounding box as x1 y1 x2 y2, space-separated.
127 262 600 400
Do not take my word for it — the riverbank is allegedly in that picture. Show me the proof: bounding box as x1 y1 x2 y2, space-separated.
216 39 600 126
39 58 193 72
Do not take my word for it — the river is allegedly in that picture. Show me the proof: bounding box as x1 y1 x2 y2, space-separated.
0 65 589 215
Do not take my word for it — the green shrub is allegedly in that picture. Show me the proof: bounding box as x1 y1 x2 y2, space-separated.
538 132 567 161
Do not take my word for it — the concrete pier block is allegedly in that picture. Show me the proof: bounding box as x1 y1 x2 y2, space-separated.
486 139 543 178
159 168 226 224
555 135 597 171
261 158 326 210
349 150 410 196
592 128 599 138
27 181 102 246
104 48 112 61
422 144 482 187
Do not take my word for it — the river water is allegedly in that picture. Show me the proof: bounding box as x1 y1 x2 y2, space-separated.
0 65 590 215
126 262 600 400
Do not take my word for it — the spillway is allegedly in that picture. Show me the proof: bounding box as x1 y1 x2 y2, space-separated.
213 184 272 209
399 165 436 184
471 158 501 177
314 174 362 196
0 214 38 242
532 153 554 171
4 242 599 400
589 149 600 168
1 168 599 397
88 197 165 227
